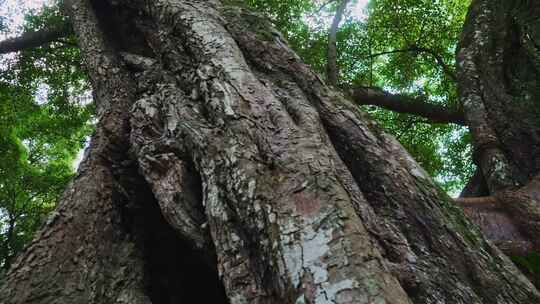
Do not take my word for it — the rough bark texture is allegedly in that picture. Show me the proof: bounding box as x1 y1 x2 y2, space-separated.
456 0 540 253
1 0 539 303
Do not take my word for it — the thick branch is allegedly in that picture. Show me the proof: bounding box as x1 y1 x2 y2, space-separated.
0 23 70 54
457 175 540 207
455 174 540 253
326 0 350 86
348 86 466 125
455 196 499 208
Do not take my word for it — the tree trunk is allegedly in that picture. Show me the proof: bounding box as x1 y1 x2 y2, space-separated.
1 0 539 303
456 0 540 254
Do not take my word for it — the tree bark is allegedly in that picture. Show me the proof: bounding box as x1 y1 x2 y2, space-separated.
1 0 539 303
456 0 540 252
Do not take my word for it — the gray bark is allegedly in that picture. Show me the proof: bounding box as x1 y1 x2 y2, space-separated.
456 0 540 252
1 0 539 303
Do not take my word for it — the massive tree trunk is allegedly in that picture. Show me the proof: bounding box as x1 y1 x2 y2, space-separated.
1 0 539 303
456 0 540 255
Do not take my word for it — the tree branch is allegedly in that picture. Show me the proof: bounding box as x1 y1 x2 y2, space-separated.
307 0 337 18
455 196 499 208
0 23 70 55
348 86 466 125
454 174 540 256
326 0 350 86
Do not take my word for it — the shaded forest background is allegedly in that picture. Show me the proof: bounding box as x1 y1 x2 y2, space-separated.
0 0 538 285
